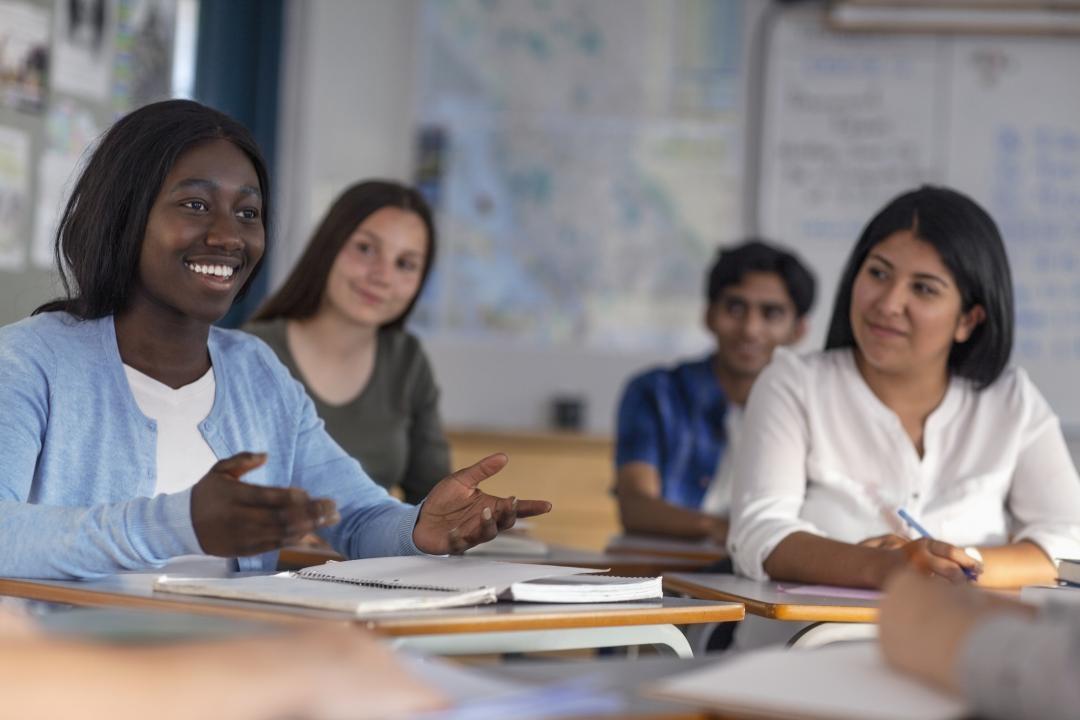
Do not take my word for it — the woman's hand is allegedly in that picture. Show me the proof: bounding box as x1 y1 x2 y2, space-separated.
895 538 982 583
859 533 909 550
190 452 340 557
413 454 552 554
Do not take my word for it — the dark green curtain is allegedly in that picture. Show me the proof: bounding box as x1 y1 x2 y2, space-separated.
194 0 283 327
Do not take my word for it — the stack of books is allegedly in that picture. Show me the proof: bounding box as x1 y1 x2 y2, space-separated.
1019 558 1080 605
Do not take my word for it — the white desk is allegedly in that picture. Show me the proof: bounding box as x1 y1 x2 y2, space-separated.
665 574 879 649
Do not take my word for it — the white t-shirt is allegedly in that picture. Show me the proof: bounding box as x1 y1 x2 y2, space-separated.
728 347 1080 581
701 403 744 517
123 364 218 496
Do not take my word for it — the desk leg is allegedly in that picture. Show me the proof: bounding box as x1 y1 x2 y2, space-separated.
786 622 877 649
389 624 694 658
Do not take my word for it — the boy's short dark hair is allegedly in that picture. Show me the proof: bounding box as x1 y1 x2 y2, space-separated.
706 239 816 318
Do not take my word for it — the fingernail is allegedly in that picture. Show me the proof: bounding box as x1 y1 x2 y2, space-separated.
482 507 493 521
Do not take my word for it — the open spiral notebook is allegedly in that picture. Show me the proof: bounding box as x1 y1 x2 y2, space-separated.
153 556 662 615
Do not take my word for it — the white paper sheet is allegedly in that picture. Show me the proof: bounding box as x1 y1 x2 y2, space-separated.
0 125 30 270
52 0 117 100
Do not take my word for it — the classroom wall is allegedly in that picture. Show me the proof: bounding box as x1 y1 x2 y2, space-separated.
273 0 423 293
274 0 769 436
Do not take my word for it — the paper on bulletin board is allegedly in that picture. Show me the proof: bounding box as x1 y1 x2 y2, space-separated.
0 0 50 113
52 0 117 101
0 125 31 271
112 0 175 112
32 152 76 269
32 103 100 269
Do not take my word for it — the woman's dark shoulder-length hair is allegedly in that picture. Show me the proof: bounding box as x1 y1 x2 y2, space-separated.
35 99 271 319
253 180 436 332
824 185 1014 389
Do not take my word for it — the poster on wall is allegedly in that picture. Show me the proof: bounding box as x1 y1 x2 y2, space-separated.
112 0 175 112
0 0 50 113
0 125 31 271
32 102 100 269
413 0 747 353
51 0 117 101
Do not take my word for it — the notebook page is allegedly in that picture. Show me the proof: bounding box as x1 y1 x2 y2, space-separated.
650 642 966 720
154 574 497 614
298 556 600 593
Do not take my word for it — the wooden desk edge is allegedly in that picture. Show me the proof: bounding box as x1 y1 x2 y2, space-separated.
278 546 343 570
370 602 745 636
770 604 878 623
0 578 336 626
0 578 743 635
446 427 611 449
663 576 878 624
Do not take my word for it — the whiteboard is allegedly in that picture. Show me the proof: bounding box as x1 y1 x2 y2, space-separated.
759 6 1080 428
946 37 1080 429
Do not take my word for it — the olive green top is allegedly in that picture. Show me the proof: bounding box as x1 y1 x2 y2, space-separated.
244 318 450 504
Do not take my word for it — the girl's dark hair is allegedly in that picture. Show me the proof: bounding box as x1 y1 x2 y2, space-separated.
825 185 1014 389
253 180 436 331
35 99 270 318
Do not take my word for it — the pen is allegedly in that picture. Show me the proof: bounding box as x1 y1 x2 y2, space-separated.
896 508 979 581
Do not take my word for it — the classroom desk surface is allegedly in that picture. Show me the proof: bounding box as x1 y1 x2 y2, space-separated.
278 543 719 577
604 534 728 564
663 574 879 624
0 574 744 636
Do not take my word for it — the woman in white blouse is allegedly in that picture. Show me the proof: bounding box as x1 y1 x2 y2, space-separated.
728 185 1080 590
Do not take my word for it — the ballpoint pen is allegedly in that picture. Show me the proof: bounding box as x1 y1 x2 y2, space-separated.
897 508 979 581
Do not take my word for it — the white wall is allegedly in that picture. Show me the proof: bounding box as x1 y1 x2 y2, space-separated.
275 0 423 290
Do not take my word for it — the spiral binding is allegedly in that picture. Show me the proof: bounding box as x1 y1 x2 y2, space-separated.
296 568 480 593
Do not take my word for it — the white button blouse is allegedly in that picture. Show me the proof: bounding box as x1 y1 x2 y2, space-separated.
728 347 1080 581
